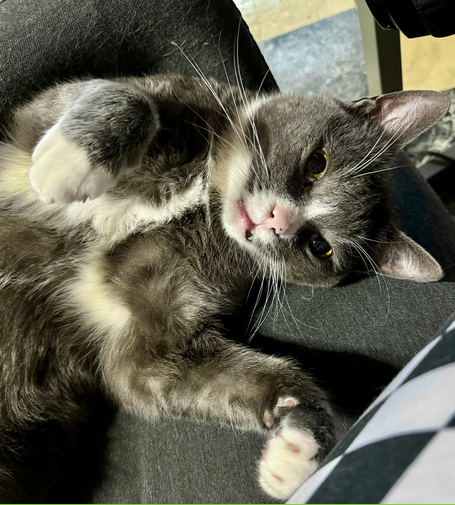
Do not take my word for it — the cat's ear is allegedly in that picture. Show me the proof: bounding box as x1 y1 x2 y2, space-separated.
374 230 443 282
353 90 451 148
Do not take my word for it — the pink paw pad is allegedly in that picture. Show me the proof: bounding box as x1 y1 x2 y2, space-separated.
259 423 319 499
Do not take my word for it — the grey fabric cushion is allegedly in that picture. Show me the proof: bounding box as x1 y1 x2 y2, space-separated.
91 413 271 504
0 0 276 131
256 276 455 439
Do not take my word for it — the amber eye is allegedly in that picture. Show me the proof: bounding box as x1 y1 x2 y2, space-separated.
307 149 328 179
309 233 332 258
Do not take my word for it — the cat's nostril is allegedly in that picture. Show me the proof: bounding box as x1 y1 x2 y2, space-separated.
259 205 293 235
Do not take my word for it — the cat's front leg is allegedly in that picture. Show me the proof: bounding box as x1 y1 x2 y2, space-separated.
29 80 158 203
259 393 333 499
103 333 334 500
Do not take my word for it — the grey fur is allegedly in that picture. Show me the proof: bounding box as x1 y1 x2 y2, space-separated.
0 74 449 501
60 80 159 175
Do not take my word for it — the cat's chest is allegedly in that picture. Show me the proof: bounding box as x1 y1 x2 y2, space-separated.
71 176 206 240
0 141 208 244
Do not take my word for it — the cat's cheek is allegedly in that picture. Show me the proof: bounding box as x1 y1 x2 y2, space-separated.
259 424 319 499
30 123 115 204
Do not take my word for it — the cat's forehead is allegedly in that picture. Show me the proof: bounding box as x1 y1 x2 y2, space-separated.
254 95 349 135
249 95 379 166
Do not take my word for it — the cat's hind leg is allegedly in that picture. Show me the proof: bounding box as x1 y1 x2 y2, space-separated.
29 80 159 204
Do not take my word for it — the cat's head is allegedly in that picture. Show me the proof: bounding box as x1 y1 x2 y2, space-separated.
212 90 450 287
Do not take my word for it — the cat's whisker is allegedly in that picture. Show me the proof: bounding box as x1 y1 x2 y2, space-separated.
255 69 270 100
233 30 269 181
300 285 314 302
249 113 270 182
257 255 278 330
347 239 390 320
275 257 287 320
266 253 316 341
354 129 402 173
346 128 386 175
347 116 408 177
184 120 238 152
249 250 283 339
272 256 287 318
352 164 408 177
233 26 250 120
246 254 270 338
281 261 316 338
354 234 399 244
230 35 265 172
347 239 373 278
183 105 226 138
171 41 250 154
246 262 264 311
350 116 412 176
230 157 256 190
265 254 287 329
351 239 391 316
349 132 395 175
270 254 284 321
216 43 253 155
350 239 381 292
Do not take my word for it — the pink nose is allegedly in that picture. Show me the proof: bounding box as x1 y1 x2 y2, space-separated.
258 205 293 235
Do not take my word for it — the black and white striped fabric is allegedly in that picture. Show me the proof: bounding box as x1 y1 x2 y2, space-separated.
289 313 455 504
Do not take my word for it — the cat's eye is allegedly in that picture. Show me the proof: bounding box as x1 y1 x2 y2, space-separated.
309 233 332 258
307 149 328 179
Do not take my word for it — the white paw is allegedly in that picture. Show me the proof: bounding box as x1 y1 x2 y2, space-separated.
30 123 114 204
259 423 319 500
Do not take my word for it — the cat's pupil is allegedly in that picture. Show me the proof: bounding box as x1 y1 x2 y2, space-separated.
310 233 332 258
307 150 327 179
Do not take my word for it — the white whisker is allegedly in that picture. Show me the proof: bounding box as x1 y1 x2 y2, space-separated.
351 238 390 317
353 164 408 178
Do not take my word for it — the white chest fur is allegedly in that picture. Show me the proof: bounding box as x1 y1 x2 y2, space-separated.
0 143 207 243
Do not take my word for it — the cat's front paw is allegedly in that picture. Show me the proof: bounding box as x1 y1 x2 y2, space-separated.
30 124 115 204
259 421 319 499
259 394 334 500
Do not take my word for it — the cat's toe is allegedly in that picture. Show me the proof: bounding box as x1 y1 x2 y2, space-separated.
259 424 319 499
30 123 114 204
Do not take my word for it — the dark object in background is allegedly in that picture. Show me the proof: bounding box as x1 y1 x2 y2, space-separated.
427 156 455 219
366 0 455 38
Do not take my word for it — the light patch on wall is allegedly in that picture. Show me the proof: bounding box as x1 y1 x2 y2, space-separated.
233 0 356 42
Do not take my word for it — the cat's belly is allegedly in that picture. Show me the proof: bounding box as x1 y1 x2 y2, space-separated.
0 143 207 244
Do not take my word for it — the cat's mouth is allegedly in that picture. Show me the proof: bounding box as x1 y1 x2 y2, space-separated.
234 199 299 243
237 200 256 241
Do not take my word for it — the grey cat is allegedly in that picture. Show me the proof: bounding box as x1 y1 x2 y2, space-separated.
0 74 449 502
